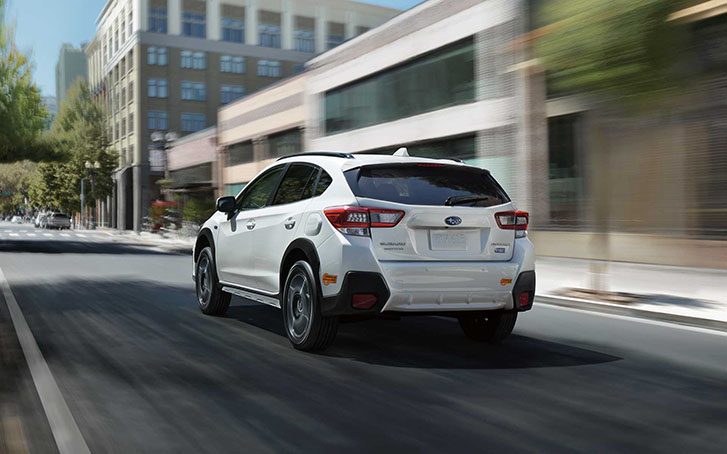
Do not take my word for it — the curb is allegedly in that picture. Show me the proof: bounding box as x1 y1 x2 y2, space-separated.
536 294 727 332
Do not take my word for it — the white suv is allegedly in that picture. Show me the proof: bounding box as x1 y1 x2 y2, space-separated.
193 151 536 351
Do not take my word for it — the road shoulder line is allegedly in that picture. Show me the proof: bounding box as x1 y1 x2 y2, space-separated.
0 268 91 454
536 294 727 332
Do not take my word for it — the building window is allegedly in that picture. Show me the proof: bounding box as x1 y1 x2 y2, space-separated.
356 26 370 36
121 20 126 43
129 81 134 101
181 51 206 69
327 34 344 50
222 18 244 43
114 29 119 52
148 111 168 130
129 10 133 36
259 24 281 48
115 122 119 140
148 78 168 98
257 60 281 78
181 113 205 132
149 7 167 33
129 113 134 133
220 55 245 74
121 87 126 105
182 12 206 38
221 85 245 104
548 114 584 227
181 81 206 101
226 141 254 167
121 117 127 136
128 49 134 69
294 30 315 53
293 63 305 75
324 38 475 135
147 47 167 66
268 129 302 158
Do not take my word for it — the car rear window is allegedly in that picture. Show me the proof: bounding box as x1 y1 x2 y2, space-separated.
344 163 510 207
52 214 69 219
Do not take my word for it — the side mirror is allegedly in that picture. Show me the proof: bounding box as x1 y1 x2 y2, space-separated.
216 196 236 214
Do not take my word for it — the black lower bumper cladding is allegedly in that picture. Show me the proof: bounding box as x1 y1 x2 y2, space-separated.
513 271 536 311
321 272 390 316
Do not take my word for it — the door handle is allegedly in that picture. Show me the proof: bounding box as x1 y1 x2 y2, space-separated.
284 218 296 230
246 220 256 230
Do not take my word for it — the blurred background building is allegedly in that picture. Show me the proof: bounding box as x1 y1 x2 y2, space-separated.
108 0 727 269
55 43 88 105
40 96 57 130
87 0 400 231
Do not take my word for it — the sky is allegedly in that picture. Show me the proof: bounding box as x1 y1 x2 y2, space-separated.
5 0 426 97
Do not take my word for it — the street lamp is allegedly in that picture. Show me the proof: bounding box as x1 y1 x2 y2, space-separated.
83 160 101 229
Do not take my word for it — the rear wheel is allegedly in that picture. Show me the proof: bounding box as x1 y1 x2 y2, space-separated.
195 246 231 316
458 310 517 343
282 260 338 351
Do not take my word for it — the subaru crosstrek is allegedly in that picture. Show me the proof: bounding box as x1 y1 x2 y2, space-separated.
193 151 535 351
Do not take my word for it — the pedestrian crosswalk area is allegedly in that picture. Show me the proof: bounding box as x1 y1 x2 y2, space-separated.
0 229 114 242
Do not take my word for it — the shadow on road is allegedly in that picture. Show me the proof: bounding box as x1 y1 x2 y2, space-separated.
225 302 621 370
0 239 181 255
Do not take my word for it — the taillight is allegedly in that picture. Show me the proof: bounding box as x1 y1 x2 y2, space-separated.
324 206 404 237
495 211 529 237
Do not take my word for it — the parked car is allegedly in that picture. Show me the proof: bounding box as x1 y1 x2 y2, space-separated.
36 214 48 228
46 213 71 229
192 150 536 351
11 215 22 224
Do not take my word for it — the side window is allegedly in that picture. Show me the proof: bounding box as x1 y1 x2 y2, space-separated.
315 170 333 196
272 164 318 206
237 166 285 211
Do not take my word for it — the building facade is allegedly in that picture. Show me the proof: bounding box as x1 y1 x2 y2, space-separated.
41 97 57 130
87 0 399 231
55 44 88 105
305 0 549 224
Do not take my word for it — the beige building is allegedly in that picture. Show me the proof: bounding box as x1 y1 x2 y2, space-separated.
87 0 399 231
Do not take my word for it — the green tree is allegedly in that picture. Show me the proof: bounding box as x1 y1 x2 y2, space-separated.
535 0 685 106
0 0 56 162
0 160 37 213
30 80 116 214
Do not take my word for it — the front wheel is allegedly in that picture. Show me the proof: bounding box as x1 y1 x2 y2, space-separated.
458 310 517 343
282 261 338 351
195 246 231 316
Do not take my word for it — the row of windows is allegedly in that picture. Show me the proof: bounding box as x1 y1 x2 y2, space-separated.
109 114 135 142
146 48 251 74
147 111 207 133
146 80 244 103
104 7 133 65
225 129 302 167
235 163 331 212
108 81 133 113
146 7 354 52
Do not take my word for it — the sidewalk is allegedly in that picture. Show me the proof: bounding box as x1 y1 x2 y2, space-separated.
96 227 194 254
536 257 727 330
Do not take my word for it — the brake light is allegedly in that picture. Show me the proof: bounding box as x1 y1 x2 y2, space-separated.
495 211 529 231
324 206 404 237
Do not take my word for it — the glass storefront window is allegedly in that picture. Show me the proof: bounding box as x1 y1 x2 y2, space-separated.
324 38 475 135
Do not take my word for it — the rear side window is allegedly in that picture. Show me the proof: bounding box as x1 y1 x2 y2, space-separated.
315 170 332 196
272 164 318 206
344 164 510 207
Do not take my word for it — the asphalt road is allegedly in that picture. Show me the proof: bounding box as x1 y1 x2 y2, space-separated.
1 222 725 453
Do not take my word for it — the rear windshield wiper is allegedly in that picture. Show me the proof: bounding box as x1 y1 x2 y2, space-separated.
445 195 494 206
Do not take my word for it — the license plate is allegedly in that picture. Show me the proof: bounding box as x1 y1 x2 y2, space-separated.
430 230 468 251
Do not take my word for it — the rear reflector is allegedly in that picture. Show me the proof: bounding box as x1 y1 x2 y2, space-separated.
495 211 529 231
519 292 531 307
352 293 378 309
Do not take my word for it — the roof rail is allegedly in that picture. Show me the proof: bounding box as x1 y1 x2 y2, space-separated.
440 158 465 164
277 152 355 161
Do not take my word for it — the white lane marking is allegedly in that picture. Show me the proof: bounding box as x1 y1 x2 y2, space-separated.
43 233 53 237
540 304 727 337
60 233 70 238
74 234 86 238
19 230 27 233
0 268 91 454
26 233 36 237
9 233 19 237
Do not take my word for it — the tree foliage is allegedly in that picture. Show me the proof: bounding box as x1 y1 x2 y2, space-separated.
0 0 57 162
30 80 116 213
534 0 685 107
0 160 37 214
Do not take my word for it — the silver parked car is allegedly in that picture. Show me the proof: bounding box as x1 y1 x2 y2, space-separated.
46 213 71 229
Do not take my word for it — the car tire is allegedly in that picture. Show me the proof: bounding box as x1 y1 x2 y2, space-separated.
195 246 231 316
458 310 517 343
282 260 339 352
